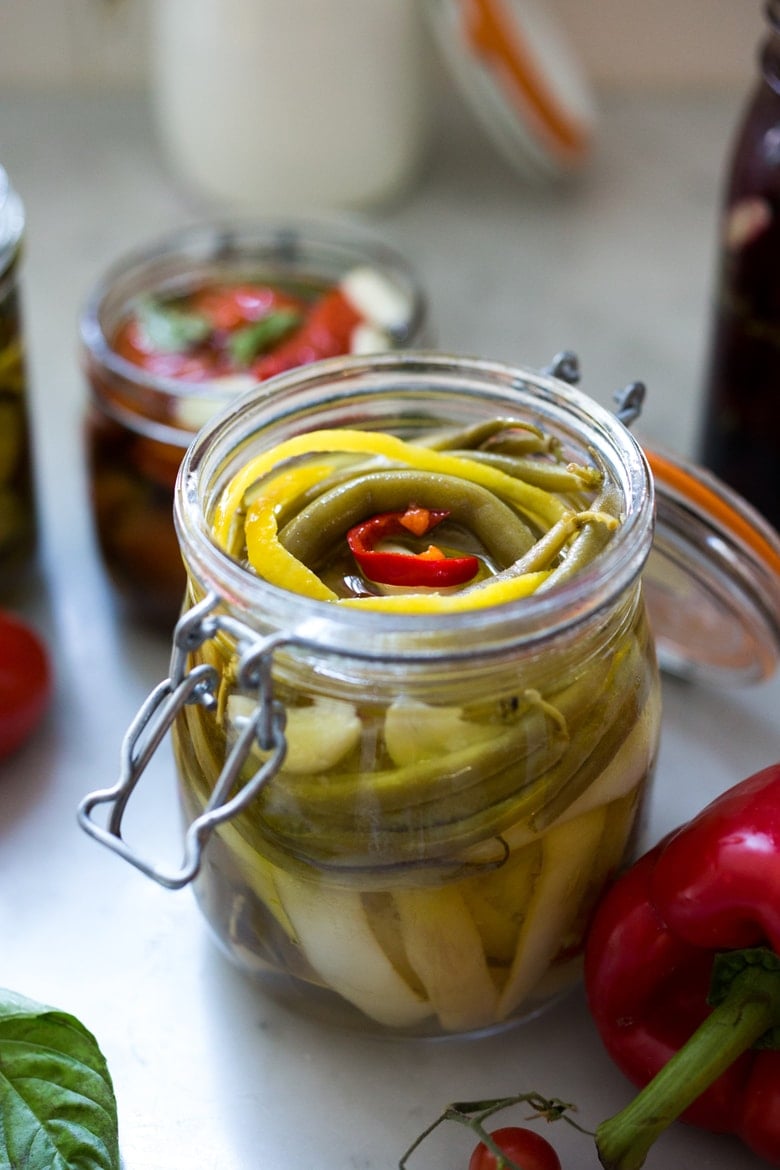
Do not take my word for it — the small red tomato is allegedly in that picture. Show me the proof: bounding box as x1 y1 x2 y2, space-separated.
0 610 51 759
468 1126 562 1170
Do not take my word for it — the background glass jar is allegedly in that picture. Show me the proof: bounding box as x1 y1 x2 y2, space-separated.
79 220 428 627
80 353 661 1038
0 165 36 593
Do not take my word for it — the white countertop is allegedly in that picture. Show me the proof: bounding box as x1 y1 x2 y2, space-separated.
1 87 778 1170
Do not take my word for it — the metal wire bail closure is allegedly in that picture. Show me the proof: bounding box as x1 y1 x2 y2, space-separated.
76 592 289 889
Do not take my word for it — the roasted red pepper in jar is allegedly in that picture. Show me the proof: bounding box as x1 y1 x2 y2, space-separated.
585 761 780 1168
113 280 369 386
85 257 415 626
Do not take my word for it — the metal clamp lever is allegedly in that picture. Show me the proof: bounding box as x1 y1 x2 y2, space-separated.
77 592 288 890
542 350 581 384
613 381 646 427
542 351 646 429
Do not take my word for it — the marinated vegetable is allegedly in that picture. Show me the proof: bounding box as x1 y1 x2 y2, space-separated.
111 268 406 391
173 414 660 1035
345 505 480 587
84 253 419 626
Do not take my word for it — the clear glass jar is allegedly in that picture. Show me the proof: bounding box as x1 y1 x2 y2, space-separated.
80 353 661 1038
151 0 429 213
0 165 35 593
79 220 427 627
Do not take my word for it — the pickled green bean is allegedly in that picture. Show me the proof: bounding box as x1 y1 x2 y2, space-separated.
530 633 651 829
540 480 623 590
447 450 602 495
427 419 554 456
254 690 566 817
278 468 537 568
242 732 569 869
280 640 635 855
462 509 618 587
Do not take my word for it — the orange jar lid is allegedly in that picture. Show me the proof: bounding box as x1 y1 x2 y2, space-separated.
425 0 597 179
644 445 780 686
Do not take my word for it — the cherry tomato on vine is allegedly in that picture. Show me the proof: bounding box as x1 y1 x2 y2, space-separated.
468 1126 562 1170
0 610 51 759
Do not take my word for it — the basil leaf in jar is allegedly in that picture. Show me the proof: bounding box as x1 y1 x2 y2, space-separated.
0 988 120 1169
135 294 211 354
228 308 303 367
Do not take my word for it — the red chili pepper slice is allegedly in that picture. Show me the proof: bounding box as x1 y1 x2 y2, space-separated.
346 505 480 587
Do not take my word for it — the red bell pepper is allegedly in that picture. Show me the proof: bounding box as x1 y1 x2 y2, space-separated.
584 761 780 1168
346 505 480 587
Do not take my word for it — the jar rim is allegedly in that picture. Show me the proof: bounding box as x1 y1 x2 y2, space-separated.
78 216 429 405
175 351 654 663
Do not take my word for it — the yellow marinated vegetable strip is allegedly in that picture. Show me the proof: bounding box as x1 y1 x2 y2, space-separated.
336 570 550 613
212 428 569 548
545 679 660 829
394 885 499 1032
272 870 433 1028
497 804 606 1020
216 821 298 940
173 705 300 940
242 462 338 600
361 892 427 994
459 838 543 965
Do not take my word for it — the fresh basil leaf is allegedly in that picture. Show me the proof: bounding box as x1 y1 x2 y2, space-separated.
228 308 303 367
135 294 212 354
0 989 120 1170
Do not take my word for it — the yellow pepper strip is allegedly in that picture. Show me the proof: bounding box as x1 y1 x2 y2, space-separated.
336 570 550 613
243 462 339 600
212 429 568 549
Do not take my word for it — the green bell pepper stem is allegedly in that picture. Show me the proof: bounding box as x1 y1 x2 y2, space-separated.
595 949 780 1170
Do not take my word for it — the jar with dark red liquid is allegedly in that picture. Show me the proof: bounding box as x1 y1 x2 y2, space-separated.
699 1 780 531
